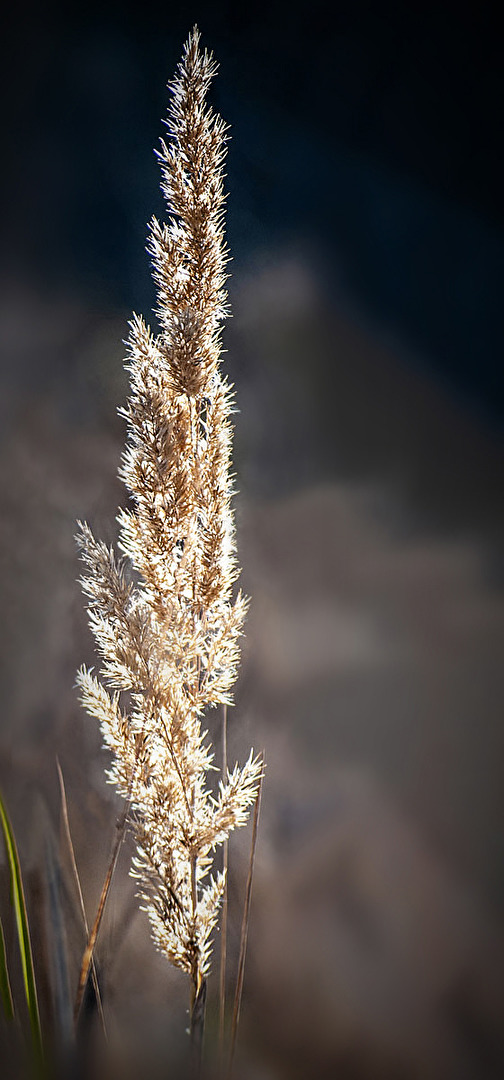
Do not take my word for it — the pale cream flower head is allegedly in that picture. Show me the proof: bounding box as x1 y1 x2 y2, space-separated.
77 27 262 990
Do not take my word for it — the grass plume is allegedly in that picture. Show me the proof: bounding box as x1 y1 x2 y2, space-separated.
76 25 262 1045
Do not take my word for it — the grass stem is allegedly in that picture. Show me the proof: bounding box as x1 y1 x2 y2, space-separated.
190 975 207 1078
73 800 129 1027
56 760 107 1039
219 703 228 1062
227 767 263 1078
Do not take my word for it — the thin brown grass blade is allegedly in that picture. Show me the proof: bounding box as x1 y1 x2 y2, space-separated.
73 799 129 1027
219 703 228 1061
227 765 263 1078
56 760 107 1038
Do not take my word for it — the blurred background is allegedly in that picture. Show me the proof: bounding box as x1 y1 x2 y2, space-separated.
1 2 503 1077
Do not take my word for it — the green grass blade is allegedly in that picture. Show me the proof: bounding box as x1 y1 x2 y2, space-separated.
0 914 15 1021
0 791 43 1064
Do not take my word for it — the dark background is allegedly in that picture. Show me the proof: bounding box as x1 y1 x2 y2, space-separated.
1 3 503 1078
2 1 503 419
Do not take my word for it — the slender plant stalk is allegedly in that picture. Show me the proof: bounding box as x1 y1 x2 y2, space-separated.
190 975 207 1078
227 772 263 1078
73 802 129 1026
219 703 228 1059
56 760 106 1037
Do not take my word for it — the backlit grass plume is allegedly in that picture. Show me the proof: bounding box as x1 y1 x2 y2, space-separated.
76 27 261 1019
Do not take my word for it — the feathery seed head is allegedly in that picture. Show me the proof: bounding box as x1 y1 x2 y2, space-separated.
77 28 261 990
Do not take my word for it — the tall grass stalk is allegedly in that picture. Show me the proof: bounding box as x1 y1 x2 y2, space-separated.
227 774 263 1078
219 704 228 1060
76 26 262 1063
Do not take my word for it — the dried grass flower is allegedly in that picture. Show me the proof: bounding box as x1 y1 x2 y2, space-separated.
76 27 262 1007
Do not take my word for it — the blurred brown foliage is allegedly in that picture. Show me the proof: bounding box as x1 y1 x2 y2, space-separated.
1 261 504 1077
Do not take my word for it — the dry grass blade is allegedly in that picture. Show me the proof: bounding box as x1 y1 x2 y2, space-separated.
73 801 129 1027
227 767 263 1078
56 760 107 1038
219 703 228 1060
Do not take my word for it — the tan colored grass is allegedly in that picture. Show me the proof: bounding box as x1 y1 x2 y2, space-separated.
76 27 261 1021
